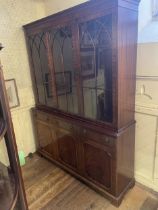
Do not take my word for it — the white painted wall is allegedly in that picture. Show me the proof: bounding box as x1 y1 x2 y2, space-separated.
43 0 88 15
0 0 46 164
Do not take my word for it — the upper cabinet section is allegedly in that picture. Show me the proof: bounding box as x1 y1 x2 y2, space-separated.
26 13 113 124
24 0 140 129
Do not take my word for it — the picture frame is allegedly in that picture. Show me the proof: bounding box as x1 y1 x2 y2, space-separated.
80 47 98 80
5 79 20 109
45 71 72 98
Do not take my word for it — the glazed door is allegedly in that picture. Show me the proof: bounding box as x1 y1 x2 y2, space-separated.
77 14 114 123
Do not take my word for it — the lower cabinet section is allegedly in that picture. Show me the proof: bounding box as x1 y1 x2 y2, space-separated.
33 109 135 206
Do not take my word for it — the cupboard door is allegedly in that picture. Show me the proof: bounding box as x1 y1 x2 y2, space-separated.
56 128 78 170
36 121 57 159
83 140 112 189
78 14 113 123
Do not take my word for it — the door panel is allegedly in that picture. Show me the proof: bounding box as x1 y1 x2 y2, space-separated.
36 121 56 159
56 128 78 169
83 141 112 189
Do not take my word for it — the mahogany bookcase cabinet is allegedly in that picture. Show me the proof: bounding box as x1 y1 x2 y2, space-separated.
24 0 140 206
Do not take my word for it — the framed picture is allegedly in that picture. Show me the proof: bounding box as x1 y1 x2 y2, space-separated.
80 48 97 80
45 71 72 97
5 79 20 108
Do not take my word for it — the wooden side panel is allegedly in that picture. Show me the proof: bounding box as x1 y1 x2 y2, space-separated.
117 7 138 129
116 124 135 196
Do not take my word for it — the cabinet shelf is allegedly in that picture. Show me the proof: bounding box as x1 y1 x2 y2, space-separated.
0 161 18 210
0 118 7 141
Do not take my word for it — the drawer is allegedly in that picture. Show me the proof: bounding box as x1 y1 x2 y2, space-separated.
81 128 115 147
34 110 74 132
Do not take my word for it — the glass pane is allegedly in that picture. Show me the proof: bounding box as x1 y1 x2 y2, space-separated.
50 26 78 114
28 33 55 107
79 15 113 123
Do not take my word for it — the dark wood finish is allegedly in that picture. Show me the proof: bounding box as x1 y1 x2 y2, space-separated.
24 0 140 206
83 142 112 189
0 118 7 140
57 130 77 169
0 45 28 209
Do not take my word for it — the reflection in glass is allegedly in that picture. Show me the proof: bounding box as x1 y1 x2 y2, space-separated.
79 15 113 122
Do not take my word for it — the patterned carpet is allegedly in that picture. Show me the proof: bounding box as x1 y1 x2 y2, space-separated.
22 155 158 210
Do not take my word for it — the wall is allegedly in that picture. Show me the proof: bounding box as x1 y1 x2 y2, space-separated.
135 43 158 192
135 0 158 192
138 0 152 32
43 0 88 15
0 0 46 163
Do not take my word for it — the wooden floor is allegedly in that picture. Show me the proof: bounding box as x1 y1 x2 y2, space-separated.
22 154 158 210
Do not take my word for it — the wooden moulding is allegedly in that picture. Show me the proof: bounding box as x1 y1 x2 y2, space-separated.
0 118 7 141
